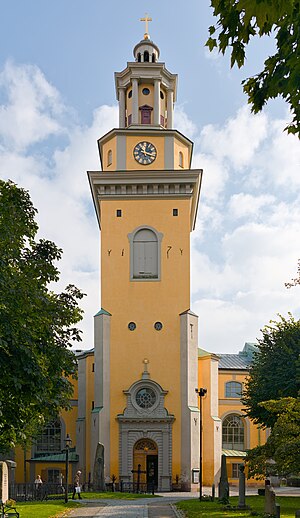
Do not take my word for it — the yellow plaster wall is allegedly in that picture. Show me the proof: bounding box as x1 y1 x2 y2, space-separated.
100 197 191 477
138 83 154 112
126 135 165 170
218 370 267 485
102 136 117 172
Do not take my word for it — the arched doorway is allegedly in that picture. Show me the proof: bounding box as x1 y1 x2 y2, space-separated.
133 439 158 490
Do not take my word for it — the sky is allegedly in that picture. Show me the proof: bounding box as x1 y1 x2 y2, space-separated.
0 0 299 354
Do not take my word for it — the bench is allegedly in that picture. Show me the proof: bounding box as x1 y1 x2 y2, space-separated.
0 502 19 517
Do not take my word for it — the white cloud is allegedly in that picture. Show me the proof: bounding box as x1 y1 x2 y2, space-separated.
200 105 268 169
228 193 275 219
0 61 118 348
174 104 197 139
0 61 67 151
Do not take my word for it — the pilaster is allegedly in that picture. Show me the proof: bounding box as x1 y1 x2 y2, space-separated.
132 78 139 124
180 310 200 490
118 87 126 128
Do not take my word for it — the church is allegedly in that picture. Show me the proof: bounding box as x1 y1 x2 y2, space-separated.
14 23 266 491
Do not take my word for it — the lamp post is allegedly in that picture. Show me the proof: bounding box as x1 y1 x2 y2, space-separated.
195 387 207 501
63 434 72 503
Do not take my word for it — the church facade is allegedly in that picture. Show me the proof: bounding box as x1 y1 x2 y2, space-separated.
14 29 266 491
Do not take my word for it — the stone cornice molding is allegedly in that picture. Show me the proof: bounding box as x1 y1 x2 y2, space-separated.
116 415 175 424
115 62 177 101
88 169 202 231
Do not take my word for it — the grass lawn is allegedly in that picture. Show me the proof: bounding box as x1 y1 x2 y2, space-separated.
176 496 300 518
10 499 80 518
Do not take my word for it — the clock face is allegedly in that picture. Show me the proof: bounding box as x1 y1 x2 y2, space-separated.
133 141 157 165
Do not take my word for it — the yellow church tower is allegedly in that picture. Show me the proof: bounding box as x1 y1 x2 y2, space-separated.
88 20 203 491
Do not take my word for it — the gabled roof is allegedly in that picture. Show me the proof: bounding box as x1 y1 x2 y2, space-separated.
218 342 258 370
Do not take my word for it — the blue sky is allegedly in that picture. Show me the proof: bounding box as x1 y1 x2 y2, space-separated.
0 1 299 353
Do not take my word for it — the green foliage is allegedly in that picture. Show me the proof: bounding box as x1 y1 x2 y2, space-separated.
0 180 85 452
246 397 300 477
207 0 300 137
242 314 300 428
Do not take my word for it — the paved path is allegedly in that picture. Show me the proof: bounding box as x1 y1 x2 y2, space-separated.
68 487 300 518
69 497 186 518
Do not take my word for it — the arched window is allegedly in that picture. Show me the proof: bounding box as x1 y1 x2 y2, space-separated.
222 414 245 450
137 53 141 62
225 381 242 398
128 226 163 281
152 54 156 63
107 149 112 166
179 151 184 168
35 419 62 455
144 51 149 62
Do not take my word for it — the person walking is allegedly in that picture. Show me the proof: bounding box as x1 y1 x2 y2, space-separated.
34 475 43 499
72 470 82 499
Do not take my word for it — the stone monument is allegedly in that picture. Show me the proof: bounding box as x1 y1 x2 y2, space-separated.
265 481 279 516
93 443 105 491
238 464 247 509
218 454 229 502
0 461 9 503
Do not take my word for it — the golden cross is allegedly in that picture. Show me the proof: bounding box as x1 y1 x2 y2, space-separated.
140 14 152 37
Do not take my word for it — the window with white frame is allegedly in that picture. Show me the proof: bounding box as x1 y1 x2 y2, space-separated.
35 419 62 455
222 414 245 450
225 381 242 398
232 463 243 479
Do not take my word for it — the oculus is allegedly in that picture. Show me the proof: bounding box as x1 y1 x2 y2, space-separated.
136 387 157 409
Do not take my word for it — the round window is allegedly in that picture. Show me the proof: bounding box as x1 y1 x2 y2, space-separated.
128 90 132 98
128 322 136 331
136 388 156 409
160 91 164 99
142 88 150 95
154 321 163 331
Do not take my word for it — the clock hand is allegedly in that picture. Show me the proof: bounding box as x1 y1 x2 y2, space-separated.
143 151 155 156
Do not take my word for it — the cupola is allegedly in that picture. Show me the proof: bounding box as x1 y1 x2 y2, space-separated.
114 19 177 130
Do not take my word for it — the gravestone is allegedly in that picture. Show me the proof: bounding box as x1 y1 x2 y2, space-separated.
93 443 105 491
0 461 9 503
265 482 277 515
218 454 229 502
238 464 247 509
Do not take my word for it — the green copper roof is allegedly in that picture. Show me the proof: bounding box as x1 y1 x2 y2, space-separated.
30 452 79 462
94 308 112 317
222 449 247 457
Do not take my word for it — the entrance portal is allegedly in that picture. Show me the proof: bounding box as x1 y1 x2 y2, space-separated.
133 439 158 490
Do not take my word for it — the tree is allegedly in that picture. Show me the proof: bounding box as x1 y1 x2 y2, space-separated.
0 180 85 452
246 397 300 477
285 259 300 288
206 0 300 137
242 314 300 428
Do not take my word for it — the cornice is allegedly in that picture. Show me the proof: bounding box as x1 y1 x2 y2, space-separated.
116 415 175 424
88 168 202 232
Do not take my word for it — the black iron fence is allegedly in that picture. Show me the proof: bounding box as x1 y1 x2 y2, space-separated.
9 483 64 501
